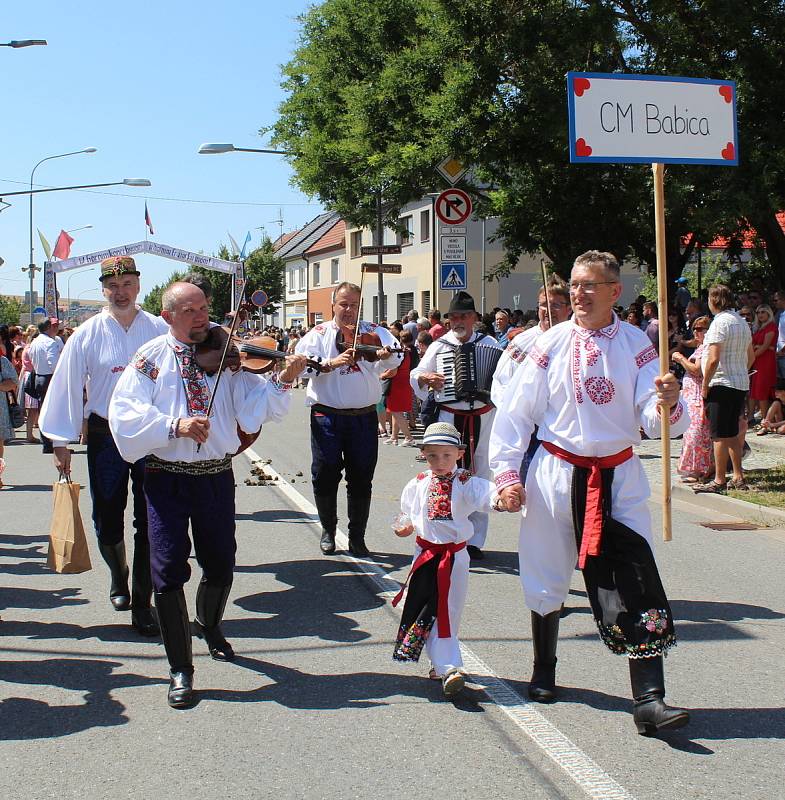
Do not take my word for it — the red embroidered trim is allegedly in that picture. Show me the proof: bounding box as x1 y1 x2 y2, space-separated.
571 337 584 404
133 353 158 382
635 345 657 368
584 376 615 405
528 344 549 369
427 475 454 520
417 472 427 481
669 403 684 424
494 470 520 489
457 469 471 484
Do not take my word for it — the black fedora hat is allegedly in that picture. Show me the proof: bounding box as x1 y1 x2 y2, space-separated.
447 291 477 315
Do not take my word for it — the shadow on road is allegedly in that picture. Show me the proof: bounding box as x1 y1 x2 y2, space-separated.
0 586 87 612
0 658 159 740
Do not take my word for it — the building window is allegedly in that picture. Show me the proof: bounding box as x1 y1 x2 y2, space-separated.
421 291 431 316
287 268 295 294
397 215 414 247
298 266 305 291
313 262 320 286
420 209 430 242
350 230 362 258
331 258 339 284
397 292 414 319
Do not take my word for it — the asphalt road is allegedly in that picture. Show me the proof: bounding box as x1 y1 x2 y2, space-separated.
1 396 783 800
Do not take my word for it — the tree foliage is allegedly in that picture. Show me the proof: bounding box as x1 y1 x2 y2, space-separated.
273 0 785 289
0 295 23 325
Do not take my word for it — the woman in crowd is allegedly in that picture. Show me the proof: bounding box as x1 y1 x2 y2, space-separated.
672 316 714 483
625 305 643 329
384 330 416 446
18 325 40 443
0 352 19 488
749 304 777 422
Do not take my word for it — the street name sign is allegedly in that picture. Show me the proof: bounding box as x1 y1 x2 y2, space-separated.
360 244 402 256
361 263 402 274
567 72 738 166
440 262 467 290
441 235 466 262
435 188 473 225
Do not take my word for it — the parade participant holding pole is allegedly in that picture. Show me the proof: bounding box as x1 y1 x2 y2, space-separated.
490 251 691 736
295 281 402 558
108 282 306 708
392 422 502 698
39 256 167 635
409 291 501 560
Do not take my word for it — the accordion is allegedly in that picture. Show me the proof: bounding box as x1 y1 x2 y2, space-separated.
434 341 503 404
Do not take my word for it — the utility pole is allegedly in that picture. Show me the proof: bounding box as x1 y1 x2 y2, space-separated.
375 190 385 321
270 208 284 326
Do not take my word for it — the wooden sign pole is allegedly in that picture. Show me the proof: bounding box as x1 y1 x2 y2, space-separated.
652 162 672 542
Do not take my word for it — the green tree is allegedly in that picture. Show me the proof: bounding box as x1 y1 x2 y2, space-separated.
0 295 23 325
273 0 785 289
141 270 184 315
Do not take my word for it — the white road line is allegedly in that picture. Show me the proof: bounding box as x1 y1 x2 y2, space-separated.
244 449 637 800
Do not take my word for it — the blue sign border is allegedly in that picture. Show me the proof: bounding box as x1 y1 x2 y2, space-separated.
440 261 467 291
566 71 739 166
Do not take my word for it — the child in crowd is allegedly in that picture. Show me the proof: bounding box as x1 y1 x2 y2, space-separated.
757 379 785 435
392 422 502 697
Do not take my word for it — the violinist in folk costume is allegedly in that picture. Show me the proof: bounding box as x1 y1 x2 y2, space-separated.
108 282 306 708
40 256 167 636
392 423 501 698
490 251 691 736
295 281 403 557
409 291 501 560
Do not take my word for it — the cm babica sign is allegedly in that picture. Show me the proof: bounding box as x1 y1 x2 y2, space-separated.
567 72 738 166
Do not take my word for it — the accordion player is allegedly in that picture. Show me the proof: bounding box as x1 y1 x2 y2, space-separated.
434 341 503 405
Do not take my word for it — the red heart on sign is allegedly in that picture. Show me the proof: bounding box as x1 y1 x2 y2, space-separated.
573 77 591 97
575 138 592 157
718 85 733 103
721 141 735 160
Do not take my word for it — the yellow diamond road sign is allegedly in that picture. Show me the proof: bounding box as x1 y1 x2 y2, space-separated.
436 157 469 185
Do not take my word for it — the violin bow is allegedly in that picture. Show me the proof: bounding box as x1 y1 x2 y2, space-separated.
196 277 249 452
352 262 368 351
540 259 552 329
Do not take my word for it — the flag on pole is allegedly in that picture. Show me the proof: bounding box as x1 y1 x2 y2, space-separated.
240 231 252 259
145 202 154 235
227 232 241 258
53 229 74 260
37 228 52 261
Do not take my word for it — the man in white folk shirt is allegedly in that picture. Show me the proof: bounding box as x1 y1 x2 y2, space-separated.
40 257 167 636
491 250 692 737
27 317 64 454
410 290 501 560
108 282 306 708
295 282 403 557
491 278 572 483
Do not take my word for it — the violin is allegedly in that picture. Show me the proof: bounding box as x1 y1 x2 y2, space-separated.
195 326 325 376
335 326 401 363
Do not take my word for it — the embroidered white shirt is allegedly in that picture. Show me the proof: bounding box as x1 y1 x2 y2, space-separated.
39 308 168 444
108 333 291 464
400 468 497 545
490 324 546 408
489 314 690 487
295 319 403 409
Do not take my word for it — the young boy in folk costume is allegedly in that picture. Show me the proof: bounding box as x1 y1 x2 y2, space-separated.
392 423 501 697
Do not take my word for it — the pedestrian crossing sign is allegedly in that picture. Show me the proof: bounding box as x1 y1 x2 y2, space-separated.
440 262 467 290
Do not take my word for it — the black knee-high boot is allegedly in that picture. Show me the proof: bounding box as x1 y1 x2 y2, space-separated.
346 491 371 557
130 535 159 636
629 656 689 735
193 578 235 661
529 610 560 702
98 541 131 611
314 492 338 554
155 589 194 709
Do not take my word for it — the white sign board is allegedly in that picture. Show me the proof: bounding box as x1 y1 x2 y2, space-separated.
567 72 738 166
440 235 466 262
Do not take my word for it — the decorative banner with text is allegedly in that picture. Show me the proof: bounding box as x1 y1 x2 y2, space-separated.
567 72 738 166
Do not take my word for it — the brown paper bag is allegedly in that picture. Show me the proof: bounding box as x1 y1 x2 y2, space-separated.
47 478 92 574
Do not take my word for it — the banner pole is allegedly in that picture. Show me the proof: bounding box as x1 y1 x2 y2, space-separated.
652 162 672 542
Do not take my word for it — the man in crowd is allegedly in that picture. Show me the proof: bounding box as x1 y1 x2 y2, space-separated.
27 317 64 454
295 282 403 557
428 309 446 340
403 309 420 339
490 250 691 736
40 256 167 636
108 281 306 708
693 284 754 494
410 291 501 559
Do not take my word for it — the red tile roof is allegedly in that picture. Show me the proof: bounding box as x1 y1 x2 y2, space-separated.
684 212 785 250
272 230 298 251
305 219 346 256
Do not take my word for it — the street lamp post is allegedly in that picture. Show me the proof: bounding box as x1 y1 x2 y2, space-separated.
0 40 47 48
27 148 97 320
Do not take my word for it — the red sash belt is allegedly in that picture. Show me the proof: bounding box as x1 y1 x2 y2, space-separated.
392 537 466 638
541 441 633 569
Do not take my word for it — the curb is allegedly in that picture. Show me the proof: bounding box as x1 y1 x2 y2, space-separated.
653 479 785 527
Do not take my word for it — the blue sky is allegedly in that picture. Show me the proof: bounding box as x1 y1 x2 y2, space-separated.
0 1 323 304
